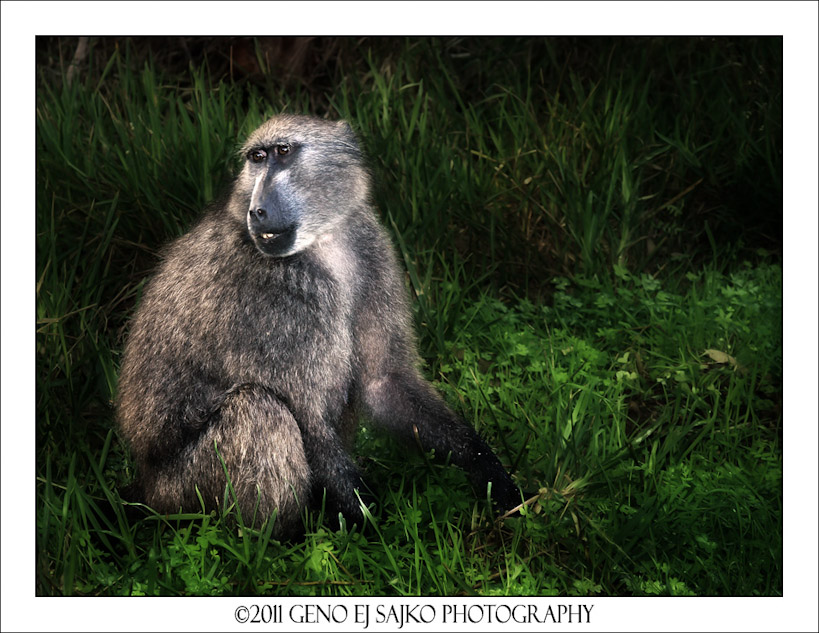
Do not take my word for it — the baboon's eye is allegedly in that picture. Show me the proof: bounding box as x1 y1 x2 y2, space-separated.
249 149 267 163
274 144 291 156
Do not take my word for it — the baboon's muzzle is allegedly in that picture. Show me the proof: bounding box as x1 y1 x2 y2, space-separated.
248 207 298 257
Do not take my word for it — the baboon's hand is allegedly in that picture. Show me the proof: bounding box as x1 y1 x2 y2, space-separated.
474 457 523 516
325 489 371 532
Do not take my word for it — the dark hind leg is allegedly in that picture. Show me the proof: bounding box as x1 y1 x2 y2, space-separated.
140 384 311 536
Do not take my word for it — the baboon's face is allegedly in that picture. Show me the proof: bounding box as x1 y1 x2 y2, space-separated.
236 115 370 258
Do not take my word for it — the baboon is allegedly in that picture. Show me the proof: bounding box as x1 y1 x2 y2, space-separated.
117 114 520 536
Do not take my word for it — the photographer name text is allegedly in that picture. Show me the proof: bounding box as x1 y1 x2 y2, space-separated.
234 602 594 628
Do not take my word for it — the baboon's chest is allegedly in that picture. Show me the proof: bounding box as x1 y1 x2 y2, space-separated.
222 252 356 402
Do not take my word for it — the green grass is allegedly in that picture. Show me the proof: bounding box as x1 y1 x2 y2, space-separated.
35 37 782 597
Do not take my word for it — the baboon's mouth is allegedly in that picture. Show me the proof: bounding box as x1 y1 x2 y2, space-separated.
250 225 297 256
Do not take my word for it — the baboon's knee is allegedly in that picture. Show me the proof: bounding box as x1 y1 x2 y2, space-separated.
145 384 310 534
213 385 311 528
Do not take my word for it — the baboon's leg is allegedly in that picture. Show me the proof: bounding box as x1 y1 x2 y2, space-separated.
363 372 521 513
141 384 311 535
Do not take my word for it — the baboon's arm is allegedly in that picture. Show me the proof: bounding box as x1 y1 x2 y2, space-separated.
296 414 370 527
361 368 520 513
351 224 521 513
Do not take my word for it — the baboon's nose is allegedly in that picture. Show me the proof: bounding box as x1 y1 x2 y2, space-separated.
252 207 267 219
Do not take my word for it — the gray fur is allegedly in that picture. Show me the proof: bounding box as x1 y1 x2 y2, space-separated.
117 114 519 536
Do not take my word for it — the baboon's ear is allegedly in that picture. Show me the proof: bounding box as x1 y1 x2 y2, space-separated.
336 120 358 143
